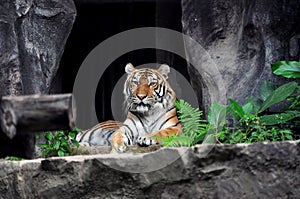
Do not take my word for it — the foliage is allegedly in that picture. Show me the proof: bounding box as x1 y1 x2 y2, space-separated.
206 102 227 144
271 61 300 78
229 81 298 121
174 100 206 139
157 133 196 147
5 156 24 161
260 111 300 125
217 60 300 143
154 61 300 146
258 81 297 113
271 61 300 111
158 81 298 146
39 128 80 158
207 102 227 132
157 85 298 146
287 87 300 110
271 60 300 138
158 99 209 147
218 79 299 143
218 126 293 144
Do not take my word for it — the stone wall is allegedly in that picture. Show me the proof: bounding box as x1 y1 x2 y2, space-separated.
1 141 299 198
182 0 300 114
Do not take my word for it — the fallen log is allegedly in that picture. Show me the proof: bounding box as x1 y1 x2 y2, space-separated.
0 94 75 139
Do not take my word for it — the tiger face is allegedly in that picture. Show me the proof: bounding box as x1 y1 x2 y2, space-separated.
124 63 176 115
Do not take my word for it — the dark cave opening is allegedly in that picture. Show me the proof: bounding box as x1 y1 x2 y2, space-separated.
53 0 191 123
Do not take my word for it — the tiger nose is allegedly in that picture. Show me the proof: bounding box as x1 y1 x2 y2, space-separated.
137 94 147 100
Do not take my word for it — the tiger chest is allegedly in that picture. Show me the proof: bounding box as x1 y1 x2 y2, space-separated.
123 114 167 138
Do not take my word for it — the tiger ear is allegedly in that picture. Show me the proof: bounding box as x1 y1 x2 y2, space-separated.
125 63 135 74
158 64 170 79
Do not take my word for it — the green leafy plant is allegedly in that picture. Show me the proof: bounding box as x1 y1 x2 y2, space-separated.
156 61 300 147
271 61 300 111
218 80 298 143
157 90 297 147
208 102 227 132
287 87 300 110
218 126 293 144
258 81 297 113
229 81 298 124
207 102 227 144
271 61 300 78
39 128 80 158
5 156 24 161
271 60 300 136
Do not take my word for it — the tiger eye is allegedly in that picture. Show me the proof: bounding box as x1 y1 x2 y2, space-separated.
149 82 157 86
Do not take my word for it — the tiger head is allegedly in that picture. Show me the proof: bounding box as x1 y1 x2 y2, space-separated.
124 63 176 115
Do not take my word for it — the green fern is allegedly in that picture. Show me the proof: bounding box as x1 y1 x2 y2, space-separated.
175 100 207 136
158 134 194 147
159 99 208 147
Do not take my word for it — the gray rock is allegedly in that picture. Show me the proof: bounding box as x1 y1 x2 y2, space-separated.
0 0 76 158
182 0 300 114
0 141 299 198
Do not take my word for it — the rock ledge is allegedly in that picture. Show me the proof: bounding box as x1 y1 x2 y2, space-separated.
1 141 299 198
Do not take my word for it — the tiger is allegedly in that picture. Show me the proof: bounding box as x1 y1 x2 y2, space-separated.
76 63 182 152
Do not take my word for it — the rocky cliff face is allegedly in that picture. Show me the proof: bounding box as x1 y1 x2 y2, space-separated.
1 141 299 198
182 0 300 114
0 0 76 158
0 0 76 95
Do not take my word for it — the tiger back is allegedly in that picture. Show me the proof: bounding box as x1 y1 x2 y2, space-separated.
76 63 182 152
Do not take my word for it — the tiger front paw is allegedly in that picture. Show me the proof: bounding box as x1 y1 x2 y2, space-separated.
111 131 128 153
137 136 157 147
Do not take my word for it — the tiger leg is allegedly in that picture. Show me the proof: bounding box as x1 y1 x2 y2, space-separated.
137 125 182 146
111 128 129 153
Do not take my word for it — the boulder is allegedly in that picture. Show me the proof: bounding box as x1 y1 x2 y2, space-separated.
0 141 299 198
182 0 300 114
